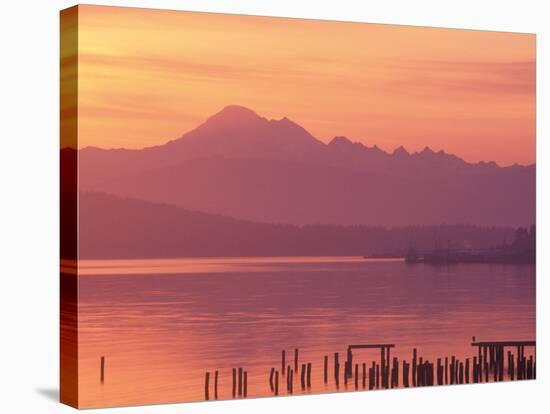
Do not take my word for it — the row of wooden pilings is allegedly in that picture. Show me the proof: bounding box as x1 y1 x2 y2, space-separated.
204 367 249 401
472 341 536 382
268 349 313 395
203 340 536 400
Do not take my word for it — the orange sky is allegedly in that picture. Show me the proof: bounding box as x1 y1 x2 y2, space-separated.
69 5 535 165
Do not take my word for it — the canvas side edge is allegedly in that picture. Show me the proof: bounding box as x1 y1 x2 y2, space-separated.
60 5 80 409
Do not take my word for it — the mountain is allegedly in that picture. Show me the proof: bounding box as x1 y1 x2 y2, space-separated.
78 105 325 188
161 105 326 159
78 192 518 259
324 137 503 179
74 105 535 227
78 105 517 186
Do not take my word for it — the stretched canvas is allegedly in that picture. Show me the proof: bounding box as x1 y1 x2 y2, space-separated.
60 5 536 409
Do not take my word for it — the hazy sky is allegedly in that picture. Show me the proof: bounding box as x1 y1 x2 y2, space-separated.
69 5 535 165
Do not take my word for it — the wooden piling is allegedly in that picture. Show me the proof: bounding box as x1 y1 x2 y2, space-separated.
275 370 279 396
516 347 521 380
301 363 306 390
289 369 293 393
347 348 353 379
335 361 340 388
381 347 386 388
362 362 366 388
465 359 470 384
422 360 432 387
287 365 292 390
232 368 236 397
282 350 286 376
450 356 455 385
324 355 328 384
478 346 482 377
424 360 429 386
238 367 243 396
498 346 504 381
424 359 429 387
269 367 275 391
343 361 348 382
369 363 374 390
307 362 312 388
394 357 399 388
426 360 430 386
477 345 483 364
483 346 489 374
100 356 105 384
425 361 429 386
344 362 348 386
243 371 248 397
205 372 210 401
286 370 290 394
479 356 483 383
214 370 218 400
386 346 390 388
294 348 299 371
334 352 340 387
520 350 524 380
412 348 417 387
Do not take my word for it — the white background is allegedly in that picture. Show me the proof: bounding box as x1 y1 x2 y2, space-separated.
0 0 548 412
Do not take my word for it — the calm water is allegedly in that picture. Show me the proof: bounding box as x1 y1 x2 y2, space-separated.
76 257 536 408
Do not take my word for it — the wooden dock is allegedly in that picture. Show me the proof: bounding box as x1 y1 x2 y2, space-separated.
471 341 536 347
195 338 535 400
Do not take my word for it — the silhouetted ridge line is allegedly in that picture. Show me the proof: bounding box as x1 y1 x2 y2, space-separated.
77 192 531 259
78 105 532 168
74 105 535 227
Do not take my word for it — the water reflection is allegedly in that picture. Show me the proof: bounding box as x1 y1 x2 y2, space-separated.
77 258 535 407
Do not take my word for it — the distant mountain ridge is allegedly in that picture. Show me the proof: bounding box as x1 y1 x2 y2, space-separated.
79 105 528 184
73 105 535 227
78 192 520 259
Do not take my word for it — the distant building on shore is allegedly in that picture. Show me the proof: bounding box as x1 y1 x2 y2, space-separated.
405 226 535 265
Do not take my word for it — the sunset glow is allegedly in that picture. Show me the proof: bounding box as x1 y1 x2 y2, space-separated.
60 6 537 409
70 5 536 165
